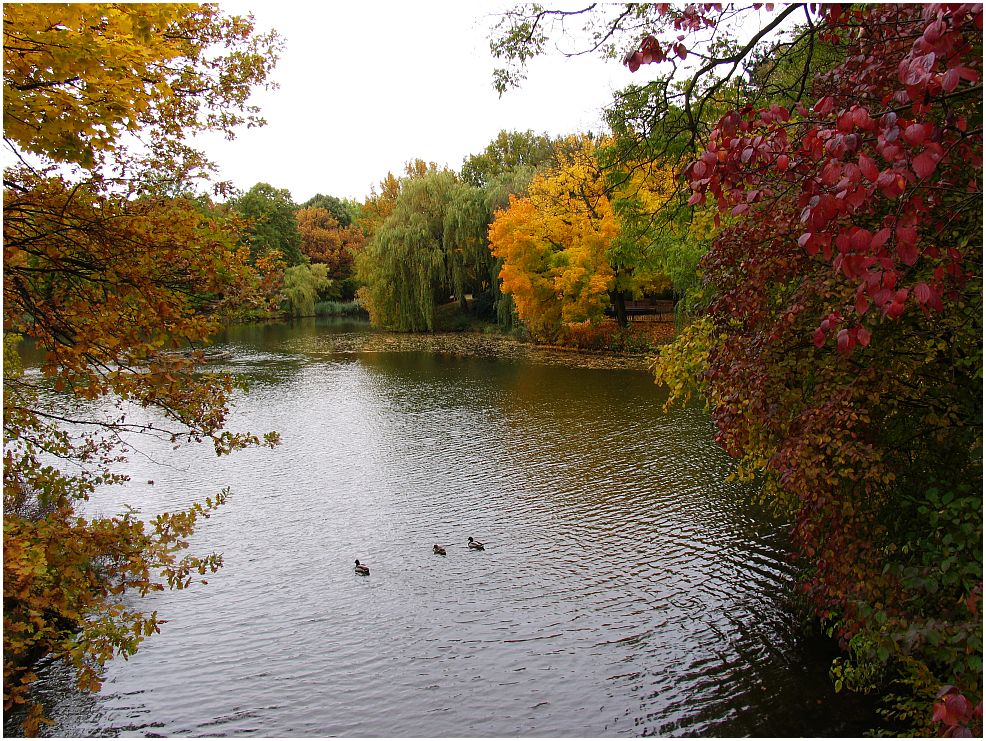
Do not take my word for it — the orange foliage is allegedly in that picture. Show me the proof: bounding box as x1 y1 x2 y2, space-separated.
296 207 365 279
488 138 618 341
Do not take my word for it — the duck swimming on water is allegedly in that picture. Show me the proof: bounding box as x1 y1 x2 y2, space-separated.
433 544 447 555
354 559 370 575
467 537 485 551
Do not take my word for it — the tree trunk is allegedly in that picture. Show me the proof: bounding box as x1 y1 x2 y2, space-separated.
611 290 628 328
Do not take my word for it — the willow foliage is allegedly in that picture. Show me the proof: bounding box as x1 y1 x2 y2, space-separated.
357 172 457 331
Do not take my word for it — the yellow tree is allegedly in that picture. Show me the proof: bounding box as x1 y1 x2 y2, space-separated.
488 137 618 341
3 4 281 732
3 3 279 178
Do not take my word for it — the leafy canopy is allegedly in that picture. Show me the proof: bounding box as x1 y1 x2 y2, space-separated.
489 137 619 341
3 3 282 733
3 3 281 182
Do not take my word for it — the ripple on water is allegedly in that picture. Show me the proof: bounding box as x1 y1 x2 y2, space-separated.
16 327 873 738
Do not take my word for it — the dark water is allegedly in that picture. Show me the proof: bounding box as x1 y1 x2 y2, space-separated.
16 318 875 737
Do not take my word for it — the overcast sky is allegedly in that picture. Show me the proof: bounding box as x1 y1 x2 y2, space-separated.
194 1 638 203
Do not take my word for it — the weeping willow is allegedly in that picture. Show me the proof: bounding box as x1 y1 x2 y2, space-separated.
282 263 332 317
355 165 539 332
356 172 455 331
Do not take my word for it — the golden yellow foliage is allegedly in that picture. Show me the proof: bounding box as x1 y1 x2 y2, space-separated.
3 3 279 171
3 4 282 731
488 137 618 340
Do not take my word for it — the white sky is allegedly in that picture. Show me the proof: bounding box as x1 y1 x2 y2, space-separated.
195 1 639 203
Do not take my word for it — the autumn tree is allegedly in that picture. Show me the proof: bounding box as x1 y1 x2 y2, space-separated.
300 193 355 227
3 4 281 732
295 206 365 299
493 2 983 734
357 170 404 239
476 165 539 326
489 137 619 341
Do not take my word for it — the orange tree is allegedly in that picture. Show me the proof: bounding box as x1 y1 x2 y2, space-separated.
489 135 703 341
488 137 619 341
296 206 365 299
3 4 281 733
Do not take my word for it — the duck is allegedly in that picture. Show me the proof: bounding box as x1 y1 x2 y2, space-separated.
467 537 485 551
433 544 447 556
354 559 370 575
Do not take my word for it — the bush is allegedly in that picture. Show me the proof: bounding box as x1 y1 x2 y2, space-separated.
313 300 366 317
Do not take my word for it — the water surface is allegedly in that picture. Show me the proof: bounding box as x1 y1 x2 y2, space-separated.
18 318 874 737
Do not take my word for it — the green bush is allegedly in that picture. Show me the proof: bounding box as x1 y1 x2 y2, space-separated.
313 301 366 317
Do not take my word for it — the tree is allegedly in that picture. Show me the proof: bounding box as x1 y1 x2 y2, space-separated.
493 2 983 732
282 263 334 316
358 171 403 238
601 140 716 321
3 3 280 186
461 129 562 187
488 137 619 341
355 169 461 331
478 165 540 327
301 193 354 227
295 207 365 300
226 182 303 266
674 8 982 732
3 4 281 732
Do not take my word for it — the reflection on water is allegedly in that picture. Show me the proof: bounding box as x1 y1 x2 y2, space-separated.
17 318 875 737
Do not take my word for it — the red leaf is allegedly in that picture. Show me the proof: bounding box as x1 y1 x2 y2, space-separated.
776 154 789 171
896 225 917 244
813 328 826 347
858 155 879 182
851 106 872 130
688 191 705 206
942 67 960 92
871 227 892 249
857 326 871 346
876 170 897 189
956 66 980 82
850 229 871 251
855 290 870 315
914 282 932 304
900 52 936 86
675 43 687 60
692 160 708 178
903 123 927 145
813 96 835 115
731 203 750 216
944 726 975 738
897 241 919 266
836 328 851 353
912 150 940 178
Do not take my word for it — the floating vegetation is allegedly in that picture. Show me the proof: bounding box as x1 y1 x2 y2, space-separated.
293 330 654 371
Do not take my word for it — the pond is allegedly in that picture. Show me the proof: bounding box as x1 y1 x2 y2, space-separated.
18 318 877 737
